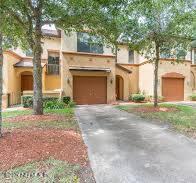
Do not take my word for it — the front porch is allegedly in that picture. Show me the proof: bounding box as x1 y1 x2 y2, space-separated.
4 61 62 108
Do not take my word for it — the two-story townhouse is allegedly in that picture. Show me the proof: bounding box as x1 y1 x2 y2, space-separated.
2 28 196 108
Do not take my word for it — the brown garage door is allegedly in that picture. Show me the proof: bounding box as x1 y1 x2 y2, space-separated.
73 76 107 105
162 78 184 101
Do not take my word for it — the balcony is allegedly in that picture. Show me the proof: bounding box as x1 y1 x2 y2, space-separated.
46 64 60 75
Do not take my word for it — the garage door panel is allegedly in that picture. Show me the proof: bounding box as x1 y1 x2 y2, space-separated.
73 76 107 104
162 78 184 101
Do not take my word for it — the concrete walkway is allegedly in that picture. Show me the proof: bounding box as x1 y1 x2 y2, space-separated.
75 105 196 183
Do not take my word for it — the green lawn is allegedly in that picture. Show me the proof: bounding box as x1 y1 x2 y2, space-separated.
0 158 80 183
3 107 74 118
118 104 196 137
2 108 78 130
0 107 88 183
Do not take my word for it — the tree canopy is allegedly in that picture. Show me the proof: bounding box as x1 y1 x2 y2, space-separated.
119 0 195 106
121 0 195 59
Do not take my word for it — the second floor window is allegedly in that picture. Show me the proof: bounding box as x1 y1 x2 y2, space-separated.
48 55 59 65
160 47 186 60
77 32 103 54
47 53 60 75
129 50 134 64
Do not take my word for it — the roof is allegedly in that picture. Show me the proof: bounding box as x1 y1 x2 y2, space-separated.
116 64 132 74
69 66 111 72
14 61 46 68
63 51 115 58
42 29 61 38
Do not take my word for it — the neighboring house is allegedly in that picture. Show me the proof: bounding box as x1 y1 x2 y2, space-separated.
2 29 196 108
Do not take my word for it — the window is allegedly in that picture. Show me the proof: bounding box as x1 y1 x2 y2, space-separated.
48 56 59 65
47 52 60 75
128 50 134 64
77 32 103 54
160 47 186 59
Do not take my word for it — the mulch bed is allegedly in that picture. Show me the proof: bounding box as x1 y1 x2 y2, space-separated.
5 114 65 123
0 129 88 171
133 106 178 113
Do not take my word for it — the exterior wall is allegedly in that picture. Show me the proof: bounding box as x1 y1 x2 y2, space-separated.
14 37 61 59
61 32 77 52
23 91 60 97
3 53 21 93
117 45 129 64
191 65 196 90
61 53 116 103
159 61 192 100
139 60 192 100
42 37 61 59
122 65 139 94
2 53 22 107
45 75 61 90
61 31 113 55
116 67 130 101
117 45 140 64
139 63 154 95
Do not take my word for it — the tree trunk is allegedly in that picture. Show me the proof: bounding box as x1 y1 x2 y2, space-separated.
33 5 43 115
115 44 118 63
0 33 3 137
154 42 160 107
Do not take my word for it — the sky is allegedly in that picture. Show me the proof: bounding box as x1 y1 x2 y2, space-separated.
42 24 56 30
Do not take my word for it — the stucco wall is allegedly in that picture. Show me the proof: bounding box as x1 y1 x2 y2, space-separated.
61 53 116 103
122 65 139 94
45 75 61 90
3 53 23 106
139 63 154 95
158 61 192 100
117 45 140 64
117 45 129 64
3 53 21 94
116 67 130 101
139 61 193 99
190 66 196 90
42 37 61 59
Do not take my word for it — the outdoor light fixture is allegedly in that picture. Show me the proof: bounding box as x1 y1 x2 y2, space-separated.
110 78 113 84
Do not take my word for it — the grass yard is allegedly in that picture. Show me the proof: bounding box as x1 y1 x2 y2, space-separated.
118 104 196 138
0 107 95 183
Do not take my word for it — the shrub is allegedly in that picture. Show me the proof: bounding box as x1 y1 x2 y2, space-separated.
44 100 65 109
21 95 71 108
63 96 71 104
190 94 196 101
67 101 76 108
22 96 33 108
129 95 133 101
131 94 145 103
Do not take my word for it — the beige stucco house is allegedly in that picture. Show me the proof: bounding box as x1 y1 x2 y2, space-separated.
2 29 196 108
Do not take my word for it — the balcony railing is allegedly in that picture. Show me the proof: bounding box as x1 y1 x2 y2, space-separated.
47 64 60 75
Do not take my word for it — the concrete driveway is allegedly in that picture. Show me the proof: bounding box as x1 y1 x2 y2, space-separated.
75 105 196 183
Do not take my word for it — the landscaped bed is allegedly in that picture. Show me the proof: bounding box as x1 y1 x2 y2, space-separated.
118 104 196 138
0 108 95 182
